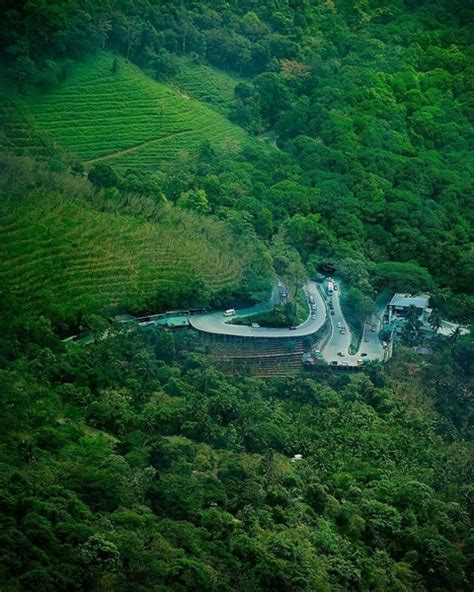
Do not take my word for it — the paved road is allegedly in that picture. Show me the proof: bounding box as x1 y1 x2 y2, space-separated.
322 285 385 366
65 277 386 366
189 281 326 338
321 287 352 364
359 314 385 361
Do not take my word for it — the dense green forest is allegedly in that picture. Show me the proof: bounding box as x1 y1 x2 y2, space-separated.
0 1 473 590
0 321 472 591
1 0 473 324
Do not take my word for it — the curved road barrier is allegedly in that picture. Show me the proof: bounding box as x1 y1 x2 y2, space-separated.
189 281 326 338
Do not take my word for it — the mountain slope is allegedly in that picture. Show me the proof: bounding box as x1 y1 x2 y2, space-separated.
0 159 270 323
1 53 249 170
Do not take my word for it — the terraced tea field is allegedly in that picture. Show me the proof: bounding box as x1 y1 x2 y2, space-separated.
171 58 241 114
1 53 249 170
0 192 247 318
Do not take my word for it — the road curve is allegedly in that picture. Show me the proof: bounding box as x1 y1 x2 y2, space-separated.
65 277 386 366
189 281 326 338
322 287 384 366
190 277 384 366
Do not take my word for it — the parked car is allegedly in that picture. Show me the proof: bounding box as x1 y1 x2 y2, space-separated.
340 328 346 335
331 310 335 315
364 337 369 342
289 325 297 330
251 323 260 328
224 309 236 317
311 314 316 320
361 352 368 357
337 321 342 328
337 351 345 357
341 361 349 366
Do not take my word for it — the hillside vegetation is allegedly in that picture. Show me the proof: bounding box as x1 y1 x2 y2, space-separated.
0 323 472 591
170 57 241 115
0 157 270 325
1 53 249 170
0 2 473 591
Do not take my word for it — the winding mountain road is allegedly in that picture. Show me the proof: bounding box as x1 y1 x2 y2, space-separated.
66 278 385 366
190 279 385 366
322 287 384 366
189 281 326 338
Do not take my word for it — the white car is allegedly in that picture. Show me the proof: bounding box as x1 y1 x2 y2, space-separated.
337 351 345 357
337 321 342 328
224 309 236 317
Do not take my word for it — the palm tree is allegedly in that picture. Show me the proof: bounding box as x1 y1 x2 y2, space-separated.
449 326 462 344
428 309 443 332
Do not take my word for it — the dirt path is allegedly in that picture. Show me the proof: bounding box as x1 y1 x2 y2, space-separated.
84 129 194 165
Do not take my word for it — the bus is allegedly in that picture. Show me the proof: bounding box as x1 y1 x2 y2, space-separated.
327 281 334 295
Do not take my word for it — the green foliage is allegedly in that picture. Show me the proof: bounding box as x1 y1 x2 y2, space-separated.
0 156 270 325
88 163 119 189
177 189 210 214
171 57 241 115
0 324 471 591
2 53 250 171
373 262 434 293
0 3 473 589
235 290 308 328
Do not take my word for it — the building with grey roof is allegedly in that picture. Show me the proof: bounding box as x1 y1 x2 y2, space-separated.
387 293 430 325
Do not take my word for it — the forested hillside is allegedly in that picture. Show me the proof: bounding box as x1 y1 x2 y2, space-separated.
0 323 472 591
0 1 473 591
1 0 473 321
0 155 272 327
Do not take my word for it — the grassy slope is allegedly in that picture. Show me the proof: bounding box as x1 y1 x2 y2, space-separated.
170 57 241 115
0 187 249 319
1 53 248 170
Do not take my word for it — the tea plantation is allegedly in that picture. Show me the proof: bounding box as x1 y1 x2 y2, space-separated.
1 53 248 170
170 57 241 115
0 186 252 322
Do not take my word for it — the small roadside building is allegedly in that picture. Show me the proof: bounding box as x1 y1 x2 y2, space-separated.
387 293 430 325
